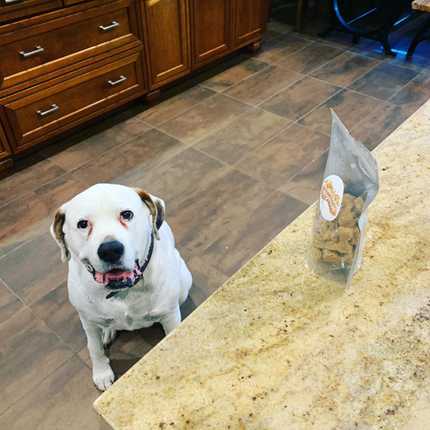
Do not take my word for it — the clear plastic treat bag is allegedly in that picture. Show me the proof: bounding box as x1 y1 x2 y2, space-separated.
309 110 379 285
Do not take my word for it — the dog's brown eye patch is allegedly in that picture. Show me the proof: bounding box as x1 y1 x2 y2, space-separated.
120 210 134 221
77 220 88 229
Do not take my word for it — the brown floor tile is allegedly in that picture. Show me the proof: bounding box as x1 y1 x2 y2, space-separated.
351 103 413 151
118 147 227 204
299 89 386 136
195 108 290 165
136 85 215 126
69 128 185 187
0 279 22 325
236 123 329 189
35 173 88 212
187 256 228 300
0 160 65 208
199 190 308 276
42 117 152 172
389 69 430 112
0 306 73 415
224 65 303 105
200 57 269 92
0 232 66 305
30 282 86 352
0 174 86 256
0 357 110 430
349 62 419 100
310 51 380 87
280 152 328 205
158 94 252 144
277 42 345 74
266 20 294 38
171 169 274 258
254 33 312 64
261 76 340 120
0 191 51 256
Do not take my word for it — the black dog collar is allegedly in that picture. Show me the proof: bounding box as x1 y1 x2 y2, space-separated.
106 233 155 300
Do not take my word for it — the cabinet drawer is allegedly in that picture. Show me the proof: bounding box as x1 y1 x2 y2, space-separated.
0 0 62 24
0 0 138 89
5 51 145 151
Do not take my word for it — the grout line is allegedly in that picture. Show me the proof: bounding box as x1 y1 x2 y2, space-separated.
276 149 329 198
146 85 221 128
0 354 82 418
0 238 34 262
0 275 27 307
0 274 79 355
0 124 150 211
198 58 273 94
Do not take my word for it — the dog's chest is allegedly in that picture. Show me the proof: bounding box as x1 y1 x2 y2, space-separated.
99 292 162 331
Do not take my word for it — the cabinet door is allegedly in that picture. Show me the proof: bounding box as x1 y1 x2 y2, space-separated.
0 121 11 161
191 0 232 66
142 0 191 89
233 0 266 47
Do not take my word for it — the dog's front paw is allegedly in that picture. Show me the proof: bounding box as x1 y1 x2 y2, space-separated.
93 365 115 391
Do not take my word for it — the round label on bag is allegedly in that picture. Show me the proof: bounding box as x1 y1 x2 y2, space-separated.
320 175 344 221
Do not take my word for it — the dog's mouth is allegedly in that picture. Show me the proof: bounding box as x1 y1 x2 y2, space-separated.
84 260 144 291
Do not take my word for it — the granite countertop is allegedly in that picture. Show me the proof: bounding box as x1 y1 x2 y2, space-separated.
94 101 430 430
413 0 430 12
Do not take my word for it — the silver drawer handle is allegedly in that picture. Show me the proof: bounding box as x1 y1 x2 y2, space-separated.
108 75 127 86
5 0 23 4
99 20 120 32
37 104 59 118
19 45 44 59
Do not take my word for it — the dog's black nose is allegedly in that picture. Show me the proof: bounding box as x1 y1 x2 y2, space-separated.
97 240 124 264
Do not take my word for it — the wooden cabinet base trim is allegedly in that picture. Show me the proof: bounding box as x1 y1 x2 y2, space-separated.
145 89 161 103
247 39 263 53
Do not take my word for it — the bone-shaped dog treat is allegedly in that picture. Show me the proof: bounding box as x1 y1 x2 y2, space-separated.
312 192 363 268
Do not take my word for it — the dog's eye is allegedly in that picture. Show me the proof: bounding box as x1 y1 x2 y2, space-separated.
77 220 88 229
120 210 134 221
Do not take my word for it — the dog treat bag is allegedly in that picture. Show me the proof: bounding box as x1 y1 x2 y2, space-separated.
309 110 379 285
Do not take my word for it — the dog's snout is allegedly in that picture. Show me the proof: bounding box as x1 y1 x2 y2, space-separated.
97 240 124 264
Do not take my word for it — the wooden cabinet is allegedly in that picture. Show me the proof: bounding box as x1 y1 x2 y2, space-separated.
191 0 231 66
233 0 267 47
141 0 190 90
0 0 140 91
0 0 268 173
0 0 62 24
4 49 144 151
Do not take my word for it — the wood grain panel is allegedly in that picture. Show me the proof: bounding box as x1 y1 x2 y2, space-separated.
0 0 62 24
141 0 190 89
0 0 139 90
233 0 266 46
0 120 12 160
4 50 145 151
191 0 231 65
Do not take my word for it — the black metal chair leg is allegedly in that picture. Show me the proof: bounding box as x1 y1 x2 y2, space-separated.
318 0 336 37
407 16 430 60
379 30 395 56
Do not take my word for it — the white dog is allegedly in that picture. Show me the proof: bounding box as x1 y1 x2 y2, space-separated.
50 183 192 391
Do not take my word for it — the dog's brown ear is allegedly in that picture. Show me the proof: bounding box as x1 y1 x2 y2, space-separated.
50 208 70 262
133 188 165 240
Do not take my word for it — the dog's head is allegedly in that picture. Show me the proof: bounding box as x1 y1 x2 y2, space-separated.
50 183 164 291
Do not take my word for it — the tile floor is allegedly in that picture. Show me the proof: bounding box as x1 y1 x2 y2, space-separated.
2 7 430 429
